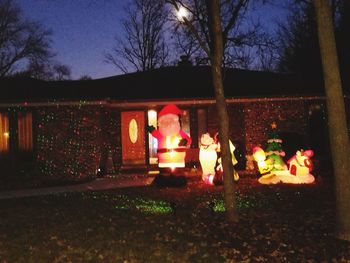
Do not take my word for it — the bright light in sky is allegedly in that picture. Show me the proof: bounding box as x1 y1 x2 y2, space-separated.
176 6 188 21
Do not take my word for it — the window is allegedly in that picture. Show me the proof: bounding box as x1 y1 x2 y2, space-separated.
0 113 9 153
181 110 191 136
148 110 158 164
18 112 33 152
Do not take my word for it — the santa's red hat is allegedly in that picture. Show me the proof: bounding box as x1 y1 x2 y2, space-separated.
253 146 264 155
303 150 314 158
158 104 183 117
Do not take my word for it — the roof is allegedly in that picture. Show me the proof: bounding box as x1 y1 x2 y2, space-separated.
0 66 327 103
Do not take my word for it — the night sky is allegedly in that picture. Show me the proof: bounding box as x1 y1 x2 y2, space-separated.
16 0 288 80
16 0 124 79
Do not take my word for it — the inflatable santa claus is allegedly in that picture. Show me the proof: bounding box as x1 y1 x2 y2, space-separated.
147 104 192 170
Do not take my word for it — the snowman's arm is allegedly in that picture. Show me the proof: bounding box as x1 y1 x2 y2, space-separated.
179 130 192 146
229 140 236 152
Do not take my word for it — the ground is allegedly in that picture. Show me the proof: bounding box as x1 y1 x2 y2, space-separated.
0 177 349 262
0 171 94 191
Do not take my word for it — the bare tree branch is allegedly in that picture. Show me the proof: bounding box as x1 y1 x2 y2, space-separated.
167 0 273 69
0 0 53 77
106 0 169 73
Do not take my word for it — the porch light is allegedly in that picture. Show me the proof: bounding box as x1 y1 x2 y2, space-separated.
148 110 157 120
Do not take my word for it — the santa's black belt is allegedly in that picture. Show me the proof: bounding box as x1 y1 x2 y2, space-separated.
157 148 187 153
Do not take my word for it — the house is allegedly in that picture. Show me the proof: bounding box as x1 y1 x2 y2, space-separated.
1 66 348 181
288 150 314 176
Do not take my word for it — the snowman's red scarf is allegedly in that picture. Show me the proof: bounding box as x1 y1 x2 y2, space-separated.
200 142 215 149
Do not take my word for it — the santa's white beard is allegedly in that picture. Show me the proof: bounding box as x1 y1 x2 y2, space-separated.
159 123 180 136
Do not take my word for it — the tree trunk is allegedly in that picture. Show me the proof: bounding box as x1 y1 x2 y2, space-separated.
207 0 238 222
313 0 350 241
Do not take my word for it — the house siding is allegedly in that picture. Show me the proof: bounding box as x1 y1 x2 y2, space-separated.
1 96 347 181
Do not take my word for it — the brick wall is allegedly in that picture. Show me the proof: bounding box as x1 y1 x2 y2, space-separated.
100 108 121 172
242 100 309 155
36 105 106 181
207 100 309 154
33 96 348 179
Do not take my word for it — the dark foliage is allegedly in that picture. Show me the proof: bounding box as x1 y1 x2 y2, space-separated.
277 0 350 88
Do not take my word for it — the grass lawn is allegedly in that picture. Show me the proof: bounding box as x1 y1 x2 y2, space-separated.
0 178 349 262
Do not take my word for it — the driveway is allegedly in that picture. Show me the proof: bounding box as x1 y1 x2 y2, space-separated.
0 176 154 200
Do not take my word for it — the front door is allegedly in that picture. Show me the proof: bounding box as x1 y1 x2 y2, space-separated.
121 111 146 165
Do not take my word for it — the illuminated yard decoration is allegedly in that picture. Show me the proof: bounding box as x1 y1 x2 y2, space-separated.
286 150 315 183
253 146 315 184
148 104 191 170
199 133 218 184
200 132 239 185
252 121 315 185
265 122 287 171
253 146 275 182
215 136 240 182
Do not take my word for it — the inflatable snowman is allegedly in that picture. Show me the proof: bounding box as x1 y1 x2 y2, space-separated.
199 133 218 184
214 133 239 183
148 104 192 170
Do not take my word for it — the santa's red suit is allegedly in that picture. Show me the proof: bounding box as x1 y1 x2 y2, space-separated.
150 104 192 168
